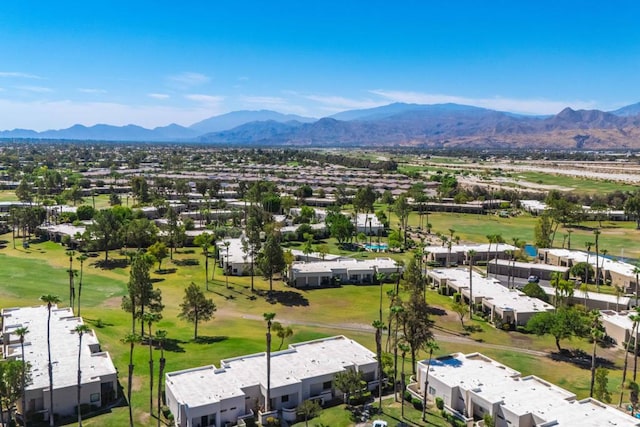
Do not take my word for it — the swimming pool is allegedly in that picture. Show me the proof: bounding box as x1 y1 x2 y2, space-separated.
364 243 389 251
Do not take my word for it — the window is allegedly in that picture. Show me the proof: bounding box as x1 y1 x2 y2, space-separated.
281 395 289 403
323 381 332 390
428 386 435 395
90 393 100 403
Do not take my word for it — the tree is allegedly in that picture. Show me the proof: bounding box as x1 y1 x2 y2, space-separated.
257 233 285 293
372 319 386 411
333 368 365 405
122 333 141 427
526 307 588 352
122 252 163 336
390 304 404 398
570 262 595 284
398 342 411 420
401 291 434 376
467 249 477 318
66 250 76 309
155 330 168 427
326 212 354 246
88 209 124 261
594 368 612 404
75 324 91 427
142 312 160 416
40 294 61 427
624 192 640 229
264 312 276 412
534 214 553 248
393 194 411 248
179 283 217 340
271 321 293 350
147 241 168 272
15 177 33 203
76 254 88 317
589 311 605 398
594 229 601 291
522 281 549 302
296 399 321 427
194 233 214 291
15 326 29 426
125 218 158 250
621 308 640 407
0 360 29 426
422 340 439 422
452 300 468 328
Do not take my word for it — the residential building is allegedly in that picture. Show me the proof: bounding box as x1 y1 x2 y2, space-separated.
165 336 378 427
412 352 639 427
600 310 640 348
288 257 401 288
487 259 569 281
1 305 118 420
425 243 517 267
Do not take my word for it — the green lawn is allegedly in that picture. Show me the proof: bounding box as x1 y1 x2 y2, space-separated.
0 229 635 426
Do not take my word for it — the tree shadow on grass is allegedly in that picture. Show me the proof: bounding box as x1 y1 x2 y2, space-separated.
163 338 187 353
156 268 177 275
193 335 228 345
426 306 447 316
172 258 200 267
260 290 309 307
548 348 617 370
151 278 165 283
93 258 129 270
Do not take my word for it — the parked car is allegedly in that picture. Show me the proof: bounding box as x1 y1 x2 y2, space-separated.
372 421 388 427
527 275 540 283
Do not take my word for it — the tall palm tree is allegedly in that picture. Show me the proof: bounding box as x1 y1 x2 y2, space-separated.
485 234 494 265
567 229 573 250
377 272 386 323
551 272 563 309
634 264 640 307
372 320 385 412
40 294 61 427
621 311 640 407
422 340 439 422
447 228 455 267
390 305 404 401
155 330 168 427
632 307 640 383
75 324 91 427
263 312 276 412
589 311 604 398
15 326 29 426
122 333 141 427
142 312 160 416
223 241 231 289
398 342 410 420
76 254 88 317
594 229 601 292
467 250 477 318
66 250 76 309
585 241 593 286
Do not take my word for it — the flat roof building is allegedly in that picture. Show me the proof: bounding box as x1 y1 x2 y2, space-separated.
165 335 378 427
1 305 118 420
413 352 640 427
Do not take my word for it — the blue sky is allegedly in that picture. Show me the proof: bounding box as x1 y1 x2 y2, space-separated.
1 1 639 130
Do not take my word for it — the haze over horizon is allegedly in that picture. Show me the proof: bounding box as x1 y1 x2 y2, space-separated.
1 1 639 131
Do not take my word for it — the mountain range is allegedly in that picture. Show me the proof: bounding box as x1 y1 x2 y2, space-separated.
3 103 640 149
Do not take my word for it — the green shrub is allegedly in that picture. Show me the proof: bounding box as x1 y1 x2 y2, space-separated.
435 397 444 410
404 391 412 402
411 397 423 410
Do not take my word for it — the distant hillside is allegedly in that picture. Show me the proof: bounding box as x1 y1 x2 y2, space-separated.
4 102 640 149
189 110 316 134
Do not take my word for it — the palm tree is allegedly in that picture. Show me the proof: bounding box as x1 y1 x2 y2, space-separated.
447 228 455 267
40 294 61 427
377 272 386 323
551 272 563 309
621 310 640 407
485 234 494 265
585 241 593 285
634 264 640 307
594 229 601 292
223 241 231 289
372 319 386 412
15 326 29 426
390 305 404 401
76 254 88 317
155 330 168 427
398 342 410 420
467 250 477 318
589 311 604 398
264 312 276 412
66 250 76 308
422 340 439 422
122 333 141 427
194 233 213 291
142 312 160 416
75 324 91 427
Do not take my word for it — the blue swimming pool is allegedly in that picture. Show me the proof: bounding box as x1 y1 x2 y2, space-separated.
365 243 389 251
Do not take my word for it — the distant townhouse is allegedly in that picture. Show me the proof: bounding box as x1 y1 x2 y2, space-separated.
600 310 640 348
1 305 118 420
288 257 401 288
428 268 553 326
165 336 378 427
216 238 251 276
425 243 517 267
487 259 569 281
412 352 640 427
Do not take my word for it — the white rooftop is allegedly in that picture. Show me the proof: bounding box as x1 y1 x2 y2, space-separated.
166 336 376 409
425 243 517 255
2 305 117 392
290 257 400 275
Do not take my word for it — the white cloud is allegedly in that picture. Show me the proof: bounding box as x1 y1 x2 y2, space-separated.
148 93 170 100
0 98 222 131
0 72 42 79
16 85 53 93
168 72 210 87
369 90 598 115
185 94 225 107
78 88 107 94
